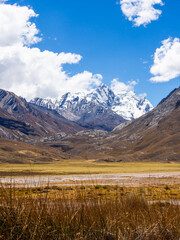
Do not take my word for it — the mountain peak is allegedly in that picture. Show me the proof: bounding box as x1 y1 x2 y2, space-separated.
31 83 153 123
157 87 180 107
94 83 112 95
98 83 109 89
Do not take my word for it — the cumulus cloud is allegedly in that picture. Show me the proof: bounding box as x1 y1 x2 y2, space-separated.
0 2 102 100
0 3 41 46
111 79 137 94
150 37 180 82
120 0 164 26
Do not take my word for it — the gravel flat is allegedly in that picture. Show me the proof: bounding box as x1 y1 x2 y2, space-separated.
0 172 180 187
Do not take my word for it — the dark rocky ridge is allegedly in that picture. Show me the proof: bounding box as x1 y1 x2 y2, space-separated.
0 89 83 140
0 117 35 135
77 103 126 131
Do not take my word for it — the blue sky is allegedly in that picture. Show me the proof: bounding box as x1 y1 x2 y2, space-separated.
2 0 180 106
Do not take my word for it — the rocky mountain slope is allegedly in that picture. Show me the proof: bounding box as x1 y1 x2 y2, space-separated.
31 84 153 131
101 87 180 162
46 87 180 162
114 87 180 136
0 89 83 141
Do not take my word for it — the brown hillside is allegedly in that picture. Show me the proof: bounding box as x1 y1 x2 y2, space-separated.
0 89 83 140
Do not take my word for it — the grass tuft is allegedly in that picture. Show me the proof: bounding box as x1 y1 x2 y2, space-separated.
0 183 179 239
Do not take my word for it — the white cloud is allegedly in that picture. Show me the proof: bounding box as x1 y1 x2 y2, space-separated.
0 3 41 46
111 79 137 94
0 2 102 100
120 0 164 26
150 37 180 82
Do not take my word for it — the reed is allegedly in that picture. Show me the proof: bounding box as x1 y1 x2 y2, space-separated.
0 183 179 240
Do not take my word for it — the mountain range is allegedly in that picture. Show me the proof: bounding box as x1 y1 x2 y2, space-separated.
0 89 83 141
0 85 179 163
44 87 179 162
31 84 153 131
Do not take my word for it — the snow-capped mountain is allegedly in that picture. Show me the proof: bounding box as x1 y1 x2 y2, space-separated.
31 84 153 122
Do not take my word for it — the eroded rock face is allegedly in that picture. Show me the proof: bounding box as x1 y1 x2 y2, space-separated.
0 89 29 115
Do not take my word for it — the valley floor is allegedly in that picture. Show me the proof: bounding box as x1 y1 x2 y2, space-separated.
0 180 180 239
0 161 180 176
0 161 179 188
0 172 180 188
0 161 180 239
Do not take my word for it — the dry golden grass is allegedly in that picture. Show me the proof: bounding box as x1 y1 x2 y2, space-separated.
0 183 180 240
0 139 66 164
0 161 180 176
